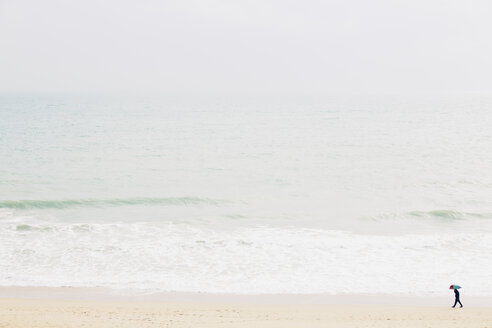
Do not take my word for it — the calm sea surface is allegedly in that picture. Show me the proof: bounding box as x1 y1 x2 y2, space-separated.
1 94 492 295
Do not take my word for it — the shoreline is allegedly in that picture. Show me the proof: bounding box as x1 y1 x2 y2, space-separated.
0 286 487 307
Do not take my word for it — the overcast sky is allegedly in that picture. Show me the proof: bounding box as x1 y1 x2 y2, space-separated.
1 0 491 96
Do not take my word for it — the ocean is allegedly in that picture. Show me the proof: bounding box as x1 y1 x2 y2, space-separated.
1 94 492 296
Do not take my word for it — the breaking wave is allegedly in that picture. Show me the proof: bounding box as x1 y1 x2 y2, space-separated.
0 197 226 210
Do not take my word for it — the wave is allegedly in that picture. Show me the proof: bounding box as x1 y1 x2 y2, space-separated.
408 210 489 220
2 221 492 295
373 209 491 222
0 197 225 210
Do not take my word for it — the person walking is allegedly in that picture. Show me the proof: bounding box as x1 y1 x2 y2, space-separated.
450 285 463 308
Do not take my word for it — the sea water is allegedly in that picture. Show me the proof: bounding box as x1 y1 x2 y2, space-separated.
1 94 492 295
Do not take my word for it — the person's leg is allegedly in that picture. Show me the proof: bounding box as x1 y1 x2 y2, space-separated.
453 299 458 307
458 300 463 307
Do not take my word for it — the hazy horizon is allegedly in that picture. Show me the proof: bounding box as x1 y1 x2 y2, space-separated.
1 0 492 96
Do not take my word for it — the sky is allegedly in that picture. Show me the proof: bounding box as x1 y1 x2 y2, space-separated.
0 0 491 96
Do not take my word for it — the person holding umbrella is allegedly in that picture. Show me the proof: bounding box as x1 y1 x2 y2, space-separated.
450 285 463 308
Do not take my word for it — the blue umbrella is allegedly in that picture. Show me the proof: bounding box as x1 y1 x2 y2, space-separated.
449 285 461 290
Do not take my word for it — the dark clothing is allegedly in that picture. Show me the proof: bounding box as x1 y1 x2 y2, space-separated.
453 289 463 307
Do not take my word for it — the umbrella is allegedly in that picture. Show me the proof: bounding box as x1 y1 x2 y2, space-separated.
449 285 461 290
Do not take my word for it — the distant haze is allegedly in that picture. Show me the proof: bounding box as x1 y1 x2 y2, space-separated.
1 0 491 96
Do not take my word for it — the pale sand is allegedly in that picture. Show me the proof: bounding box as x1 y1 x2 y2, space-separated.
0 288 491 328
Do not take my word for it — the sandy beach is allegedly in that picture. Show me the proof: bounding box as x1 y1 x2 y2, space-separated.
1 298 490 328
1 288 491 328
